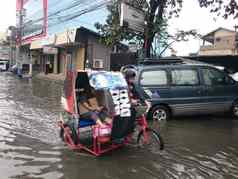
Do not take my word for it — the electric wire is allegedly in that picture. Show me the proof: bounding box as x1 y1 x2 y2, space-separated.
23 0 101 26
21 0 111 37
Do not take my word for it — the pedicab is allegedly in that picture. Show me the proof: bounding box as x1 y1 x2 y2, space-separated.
58 70 164 156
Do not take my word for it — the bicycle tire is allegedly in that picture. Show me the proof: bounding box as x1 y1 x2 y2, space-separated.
59 128 65 142
69 125 78 145
137 128 164 150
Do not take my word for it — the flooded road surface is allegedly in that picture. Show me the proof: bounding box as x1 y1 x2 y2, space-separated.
1 72 238 179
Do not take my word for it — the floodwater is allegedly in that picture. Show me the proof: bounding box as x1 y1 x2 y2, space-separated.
0 72 238 179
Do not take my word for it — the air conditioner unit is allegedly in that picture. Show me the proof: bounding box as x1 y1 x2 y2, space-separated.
93 59 104 69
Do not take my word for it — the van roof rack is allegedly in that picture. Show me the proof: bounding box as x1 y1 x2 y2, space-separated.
138 57 185 65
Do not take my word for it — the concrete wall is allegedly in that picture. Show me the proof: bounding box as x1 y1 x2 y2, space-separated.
19 46 31 68
199 49 238 56
190 55 238 73
88 37 111 71
53 54 58 74
214 30 236 49
214 30 235 38
75 47 85 71
59 49 66 75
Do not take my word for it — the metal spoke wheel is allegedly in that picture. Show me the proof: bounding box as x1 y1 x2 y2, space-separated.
137 128 164 151
150 105 170 121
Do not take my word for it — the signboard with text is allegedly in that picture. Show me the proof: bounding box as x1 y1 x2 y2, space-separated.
120 3 145 33
43 46 58 54
21 0 47 40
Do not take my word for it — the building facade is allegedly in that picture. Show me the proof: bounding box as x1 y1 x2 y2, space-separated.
199 27 238 56
0 32 10 62
16 0 110 76
29 27 127 77
0 29 16 67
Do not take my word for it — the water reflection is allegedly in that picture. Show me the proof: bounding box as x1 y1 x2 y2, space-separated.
0 73 62 178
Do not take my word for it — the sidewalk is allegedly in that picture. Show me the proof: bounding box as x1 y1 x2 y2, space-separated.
34 73 65 84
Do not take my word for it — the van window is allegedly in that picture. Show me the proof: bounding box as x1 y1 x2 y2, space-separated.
140 70 168 86
171 69 199 86
202 68 228 85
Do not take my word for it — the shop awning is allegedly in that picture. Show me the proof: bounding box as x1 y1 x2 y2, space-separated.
30 35 56 50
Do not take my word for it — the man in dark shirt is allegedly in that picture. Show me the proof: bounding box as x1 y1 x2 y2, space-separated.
124 69 151 117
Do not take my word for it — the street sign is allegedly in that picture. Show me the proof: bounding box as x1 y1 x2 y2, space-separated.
43 46 58 54
120 3 145 33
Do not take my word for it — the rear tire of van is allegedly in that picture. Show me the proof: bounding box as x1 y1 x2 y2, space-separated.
149 105 170 121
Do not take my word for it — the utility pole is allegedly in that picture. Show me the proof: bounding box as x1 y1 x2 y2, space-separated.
16 0 23 75
234 25 238 32
7 26 16 67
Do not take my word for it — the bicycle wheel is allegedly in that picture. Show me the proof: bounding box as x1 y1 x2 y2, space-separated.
69 125 78 145
59 128 65 142
137 128 164 150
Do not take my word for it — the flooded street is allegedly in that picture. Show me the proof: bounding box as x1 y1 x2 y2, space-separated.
1 72 238 179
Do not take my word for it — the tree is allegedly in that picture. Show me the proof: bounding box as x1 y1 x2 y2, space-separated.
95 0 146 49
95 0 238 58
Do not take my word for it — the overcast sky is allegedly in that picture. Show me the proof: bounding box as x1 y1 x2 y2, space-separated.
0 0 236 56
0 0 16 32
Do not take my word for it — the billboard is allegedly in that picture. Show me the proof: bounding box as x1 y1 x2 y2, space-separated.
120 3 145 33
21 0 47 40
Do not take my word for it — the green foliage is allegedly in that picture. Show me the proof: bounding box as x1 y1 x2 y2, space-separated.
95 0 142 47
198 0 238 19
95 0 238 57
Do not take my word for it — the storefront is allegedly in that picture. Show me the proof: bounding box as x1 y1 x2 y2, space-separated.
42 46 58 74
55 29 85 72
30 36 59 75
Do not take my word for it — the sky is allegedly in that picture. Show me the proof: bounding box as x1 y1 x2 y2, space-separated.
0 0 16 32
0 0 236 56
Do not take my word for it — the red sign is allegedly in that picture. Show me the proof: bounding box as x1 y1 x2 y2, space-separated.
63 71 75 114
19 0 48 44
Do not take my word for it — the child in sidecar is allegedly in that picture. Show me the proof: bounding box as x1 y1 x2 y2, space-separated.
77 84 112 128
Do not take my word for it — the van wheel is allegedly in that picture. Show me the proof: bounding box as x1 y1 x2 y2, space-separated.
150 105 170 121
232 102 238 119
